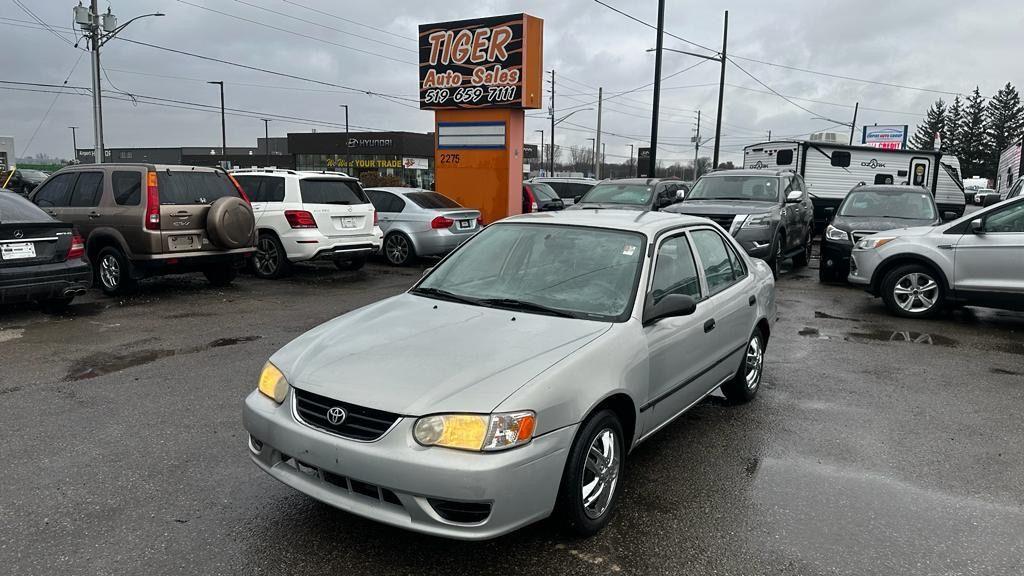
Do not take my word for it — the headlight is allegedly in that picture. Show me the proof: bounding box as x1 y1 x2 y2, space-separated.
741 213 773 228
413 411 536 452
258 362 290 403
825 224 849 241
855 236 896 250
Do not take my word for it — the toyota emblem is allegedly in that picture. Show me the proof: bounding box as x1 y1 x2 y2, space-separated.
13 230 23 239
326 406 347 425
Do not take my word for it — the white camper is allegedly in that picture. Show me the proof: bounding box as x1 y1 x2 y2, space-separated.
742 140 966 227
995 138 1022 199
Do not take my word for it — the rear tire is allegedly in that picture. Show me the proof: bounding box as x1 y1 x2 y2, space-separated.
253 233 290 279
880 263 944 319
96 246 136 296
721 328 765 404
203 265 238 287
335 256 366 271
383 232 415 266
556 409 624 537
793 231 812 267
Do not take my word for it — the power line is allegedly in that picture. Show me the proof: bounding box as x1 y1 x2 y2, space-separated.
10 0 75 47
726 57 837 123
17 52 87 156
280 0 416 42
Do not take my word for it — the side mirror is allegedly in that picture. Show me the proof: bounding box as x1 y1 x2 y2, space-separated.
422 267 434 277
643 294 697 325
942 211 958 221
675 189 687 200
785 190 802 203
824 207 835 221
573 195 583 204
970 218 984 234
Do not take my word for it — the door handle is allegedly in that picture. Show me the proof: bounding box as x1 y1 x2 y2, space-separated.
88 211 101 219
704 318 716 333
749 295 757 306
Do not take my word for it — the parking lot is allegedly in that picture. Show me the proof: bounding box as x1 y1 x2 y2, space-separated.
2 248 1022 576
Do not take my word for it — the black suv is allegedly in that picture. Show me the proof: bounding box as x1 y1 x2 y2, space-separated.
568 178 688 211
666 169 814 277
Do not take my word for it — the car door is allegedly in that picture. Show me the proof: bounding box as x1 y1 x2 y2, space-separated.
643 232 720 427
31 172 77 220
368 191 403 232
690 227 757 383
953 200 1024 297
232 175 266 221
61 170 105 237
778 176 800 251
788 174 812 246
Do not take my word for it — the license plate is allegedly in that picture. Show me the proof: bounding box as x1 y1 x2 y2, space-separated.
458 220 472 229
341 217 356 229
169 235 197 250
0 242 36 260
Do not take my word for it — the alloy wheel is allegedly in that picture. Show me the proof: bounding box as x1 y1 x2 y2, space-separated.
581 429 619 520
745 334 764 390
100 255 120 290
255 237 279 276
386 235 409 265
893 272 939 313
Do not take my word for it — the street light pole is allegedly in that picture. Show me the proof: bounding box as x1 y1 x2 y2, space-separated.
586 138 596 177
534 129 544 175
208 81 226 165
712 10 728 170
595 86 603 179
628 144 635 177
261 119 270 167
649 0 666 177
69 126 78 161
339 104 350 175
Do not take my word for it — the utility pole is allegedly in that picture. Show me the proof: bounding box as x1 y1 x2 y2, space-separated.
649 0 666 177
694 110 701 179
712 10 728 170
595 86 603 179
534 129 544 176
75 3 163 165
602 143 606 179
628 144 635 177
849 102 859 144
339 104 350 175
767 129 772 142
261 119 270 167
208 81 226 165
586 137 596 178
69 126 78 161
549 70 555 175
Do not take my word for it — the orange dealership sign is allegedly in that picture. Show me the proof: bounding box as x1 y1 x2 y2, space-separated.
418 13 543 110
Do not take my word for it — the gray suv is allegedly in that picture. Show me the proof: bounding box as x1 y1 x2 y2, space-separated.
31 164 256 295
666 169 814 277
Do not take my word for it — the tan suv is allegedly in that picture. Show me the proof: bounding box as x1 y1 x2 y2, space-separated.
30 164 256 295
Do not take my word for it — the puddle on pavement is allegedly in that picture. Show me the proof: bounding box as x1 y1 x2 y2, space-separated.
64 335 263 381
991 367 1022 376
798 327 830 339
799 327 959 347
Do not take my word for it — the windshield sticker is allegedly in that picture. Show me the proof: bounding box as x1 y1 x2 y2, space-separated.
623 244 637 256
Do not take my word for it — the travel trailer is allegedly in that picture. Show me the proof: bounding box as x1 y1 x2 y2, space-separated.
742 140 966 227
995 138 1022 199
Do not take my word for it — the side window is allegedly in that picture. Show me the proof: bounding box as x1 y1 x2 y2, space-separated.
691 229 739 296
112 171 142 206
831 151 851 168
873 174 894 185
261 176 286 202
33 172 77 207
983 201 1024 233
724 239 747 280
790 175 804 192
375 192 404 213
232 176 263 202
776 149 793 165
69 172 103 207
650 235 701 303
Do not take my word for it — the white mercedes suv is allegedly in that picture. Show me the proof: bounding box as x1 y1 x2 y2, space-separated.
231 169 383 278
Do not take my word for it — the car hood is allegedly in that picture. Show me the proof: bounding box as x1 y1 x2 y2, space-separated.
832 215 938 233
568 202 646 211
270 294 612 415
668 199 777 215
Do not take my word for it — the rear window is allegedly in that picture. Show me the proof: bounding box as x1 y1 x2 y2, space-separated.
545 182 596 200
0 191 53 223
299 179 367 205
406 191 461 209
157 170 240 205
528 183 559 201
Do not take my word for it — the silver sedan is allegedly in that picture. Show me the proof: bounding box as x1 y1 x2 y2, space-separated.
243 209 776 540
364 188 481 265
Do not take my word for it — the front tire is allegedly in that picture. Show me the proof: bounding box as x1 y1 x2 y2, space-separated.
880 264 944 318
721 328 765 404
383 232 415 266
556 410 624 537
96 246 136 296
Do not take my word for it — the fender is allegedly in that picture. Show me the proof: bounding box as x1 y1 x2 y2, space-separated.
85 227 133 259
869 252 952 296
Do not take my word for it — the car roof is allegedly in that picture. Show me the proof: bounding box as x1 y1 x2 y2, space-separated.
364 187 428 194
850 184 932 194
527 177 596 184
701 169 789 178
592 178 680 186
501 208 708 237
229 168 356 180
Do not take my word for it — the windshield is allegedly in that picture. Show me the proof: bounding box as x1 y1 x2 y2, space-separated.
415 223 645 321
406 191 461 209
580 183 653 205
687 175 780 202
299 179 367 205
20 170 47 182
839 189 937 220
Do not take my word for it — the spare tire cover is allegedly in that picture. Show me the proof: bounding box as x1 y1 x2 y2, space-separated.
206 196 255 249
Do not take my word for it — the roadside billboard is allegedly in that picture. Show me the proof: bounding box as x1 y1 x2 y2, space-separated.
418 13 543 110
862 125 908 150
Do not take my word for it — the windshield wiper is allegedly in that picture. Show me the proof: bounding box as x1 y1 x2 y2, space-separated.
410 287 480 306
478 298 578 318
879 215 924 220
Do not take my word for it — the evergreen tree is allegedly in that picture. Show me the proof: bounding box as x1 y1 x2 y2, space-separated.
959 87 989 178
943 95 964 157
985 82 1024 175
910 99 946 150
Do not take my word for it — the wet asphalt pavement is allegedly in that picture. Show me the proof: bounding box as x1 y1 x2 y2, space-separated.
1 249 1022 576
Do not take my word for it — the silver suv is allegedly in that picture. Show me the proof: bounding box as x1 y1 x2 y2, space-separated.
849 196 1024 317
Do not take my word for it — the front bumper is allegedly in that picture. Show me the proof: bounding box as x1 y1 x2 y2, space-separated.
847 248 883 291
820 240 853 276
243 390 575 540
0 260 92 303
733 228 774 259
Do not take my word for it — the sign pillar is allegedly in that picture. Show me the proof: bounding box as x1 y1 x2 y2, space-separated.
419 13 543 224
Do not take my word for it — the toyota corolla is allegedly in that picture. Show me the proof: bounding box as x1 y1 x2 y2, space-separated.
243 209 775 540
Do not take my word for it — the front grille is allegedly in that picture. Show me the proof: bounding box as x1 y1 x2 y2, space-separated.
293 388 400 441
706 215 738 233
281 459 403 507
428 498 492 524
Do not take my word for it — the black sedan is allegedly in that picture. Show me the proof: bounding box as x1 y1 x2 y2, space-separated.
522 182 564 213
819 184 952 282
0 191 91 308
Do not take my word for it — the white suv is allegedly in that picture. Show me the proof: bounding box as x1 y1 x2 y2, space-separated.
231 169 383 278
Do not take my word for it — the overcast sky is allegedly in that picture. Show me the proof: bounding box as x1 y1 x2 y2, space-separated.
3 0 1023 166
